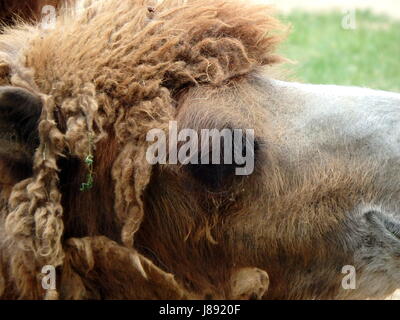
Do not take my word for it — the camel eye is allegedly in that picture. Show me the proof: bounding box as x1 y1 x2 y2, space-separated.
187 132 259 190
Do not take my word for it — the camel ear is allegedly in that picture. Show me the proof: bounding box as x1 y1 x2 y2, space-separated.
0 86 42 163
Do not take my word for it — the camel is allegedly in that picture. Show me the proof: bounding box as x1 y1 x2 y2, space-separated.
0 0 399 299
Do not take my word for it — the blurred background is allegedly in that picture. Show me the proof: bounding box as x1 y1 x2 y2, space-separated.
256 0 400 92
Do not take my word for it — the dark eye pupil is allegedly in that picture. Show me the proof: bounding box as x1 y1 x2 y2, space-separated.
186 135 259 190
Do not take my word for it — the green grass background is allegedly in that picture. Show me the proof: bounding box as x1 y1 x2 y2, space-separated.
279 11 400 92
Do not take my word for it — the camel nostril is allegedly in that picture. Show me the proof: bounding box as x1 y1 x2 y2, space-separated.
383 218 400 239
365 210 400 242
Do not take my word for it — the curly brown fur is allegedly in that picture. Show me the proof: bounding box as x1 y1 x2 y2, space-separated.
0 0 288 299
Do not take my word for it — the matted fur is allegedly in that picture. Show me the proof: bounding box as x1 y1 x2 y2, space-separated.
0 0 286 299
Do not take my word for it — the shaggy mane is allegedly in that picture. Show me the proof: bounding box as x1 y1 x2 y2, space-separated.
0 0 286 299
